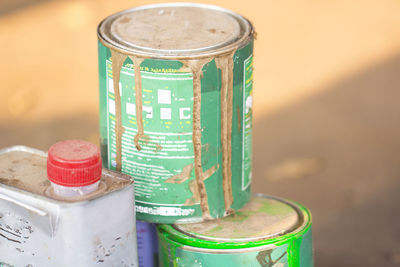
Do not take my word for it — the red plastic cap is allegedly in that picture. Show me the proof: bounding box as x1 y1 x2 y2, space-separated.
47 140 102 187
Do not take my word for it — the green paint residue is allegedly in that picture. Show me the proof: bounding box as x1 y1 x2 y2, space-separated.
209 225 224 233
257 198 292 216
287 236 302 267
222 211 251 223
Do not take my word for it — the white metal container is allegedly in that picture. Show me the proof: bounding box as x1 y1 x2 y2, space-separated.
0 146 138 267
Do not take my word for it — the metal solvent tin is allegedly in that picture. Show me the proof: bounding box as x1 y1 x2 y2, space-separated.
0 146 138 267
97 3 254 224
137 220 159 267
157 194 313 267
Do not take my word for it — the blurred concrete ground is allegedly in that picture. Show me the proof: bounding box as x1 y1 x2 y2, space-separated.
1 0 400 266
253 55 400 267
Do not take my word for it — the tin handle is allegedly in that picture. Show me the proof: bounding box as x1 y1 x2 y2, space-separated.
0 193 47 216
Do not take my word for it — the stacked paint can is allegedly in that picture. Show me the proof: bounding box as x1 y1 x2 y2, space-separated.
97 3 313 267
97 3 253 223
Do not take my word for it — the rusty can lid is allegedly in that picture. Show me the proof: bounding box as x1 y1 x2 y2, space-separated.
97 3 253 58
174 195 303 242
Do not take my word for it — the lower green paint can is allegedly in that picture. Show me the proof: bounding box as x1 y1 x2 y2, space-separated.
157 194 313 267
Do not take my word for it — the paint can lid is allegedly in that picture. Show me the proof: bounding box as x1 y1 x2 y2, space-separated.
173 195 306 243
47 140 102 187
97 3 253 58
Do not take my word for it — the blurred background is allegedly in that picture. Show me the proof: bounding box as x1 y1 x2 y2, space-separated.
1 0 400 266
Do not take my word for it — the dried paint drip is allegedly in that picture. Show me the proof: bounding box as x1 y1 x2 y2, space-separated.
111 54 145 154
113 50 233 219
129 56 145 151
178 53 237 219
185 164 218 206
111 54 146 166
165 164 194 184
110 50 238 219
215 51 236 212
110 50 127 172
225 54 234 213
109 53 220 219
187 58 213 219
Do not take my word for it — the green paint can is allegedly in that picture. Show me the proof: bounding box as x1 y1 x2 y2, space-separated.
97 3 254 223
157 194 313 267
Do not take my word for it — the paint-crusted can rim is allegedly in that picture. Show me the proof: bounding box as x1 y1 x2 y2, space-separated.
156 194 312 251
97 2 254 59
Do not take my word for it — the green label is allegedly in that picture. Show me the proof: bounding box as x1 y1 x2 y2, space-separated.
99 39 254 223
106 60 198 217
242 54 253 190
173 245 289 267
299 228 314 267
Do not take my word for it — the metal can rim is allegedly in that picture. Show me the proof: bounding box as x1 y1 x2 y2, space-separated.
156 194 312 252
97 2 254 59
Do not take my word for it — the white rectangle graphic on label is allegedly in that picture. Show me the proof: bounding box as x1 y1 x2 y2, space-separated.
160 108 171 120
126 103 136 115
108 79 122 95
158 89 171 104
109 99 116 115
143 106 153 118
